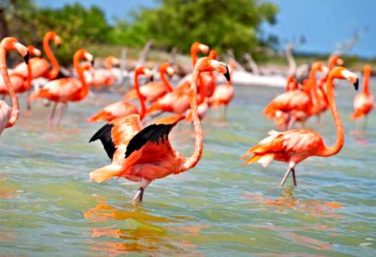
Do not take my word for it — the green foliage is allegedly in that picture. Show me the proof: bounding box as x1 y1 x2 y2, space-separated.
3 0 278 64
4 0 111 65
115 0 278 57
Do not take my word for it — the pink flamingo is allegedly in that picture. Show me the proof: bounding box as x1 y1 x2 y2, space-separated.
90 56 120 88
242 67 358 186
0 37 29 134
87 67 153 123
351 64 374 127
124 63 174 103
0 46 41 96
89 57 230 203
146 43 211 116
13 31 61 80
29 49 94 126
208 60 236 117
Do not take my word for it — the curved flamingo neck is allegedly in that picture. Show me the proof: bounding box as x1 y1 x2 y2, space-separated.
160 68 173 92
0 46 19 127
134 70 146 119
363 68 370 94
74 53 88 99
198 74 206 104
319 76 344 157
191 47 199 66
308 68 320 113
208 71 216 96
44 34 59 79
183 68 203 170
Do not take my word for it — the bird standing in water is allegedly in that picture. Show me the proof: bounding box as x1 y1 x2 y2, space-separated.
89 57 230 203
242 67 359 186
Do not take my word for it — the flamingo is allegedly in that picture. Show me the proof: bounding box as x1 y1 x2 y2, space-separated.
316 55 344 116
241 67 359 186
29 49 93 126
0 46 41 95
263 62 327 129
124 63 174 103
89 57 230 203
146 43 210 116
90 56 120 88
0 37 29 134
208 60 236 117
351 64 374 126
13 31 61 80
87 67 153 123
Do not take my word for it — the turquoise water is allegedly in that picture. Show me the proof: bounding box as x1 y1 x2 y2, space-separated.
0 81 375 256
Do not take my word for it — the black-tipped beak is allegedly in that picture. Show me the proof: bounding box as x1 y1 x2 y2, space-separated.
224 66 230 82
23 52 30 64
353 78 359 91
56 44 61 49
91 59 95 66
149 75 154 82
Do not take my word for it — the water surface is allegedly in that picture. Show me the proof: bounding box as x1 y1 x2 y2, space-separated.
0 80 375 256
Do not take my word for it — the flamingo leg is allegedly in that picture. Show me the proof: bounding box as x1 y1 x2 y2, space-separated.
26 89 32 111
291 169 297 186
280 167 292 187
56 103 67 127
224 105 229 119
49 102 58 127
363 115 368 131
132 178 151 203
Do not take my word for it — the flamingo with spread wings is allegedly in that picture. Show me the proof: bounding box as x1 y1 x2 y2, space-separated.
242 67 359 186
89 57 230 203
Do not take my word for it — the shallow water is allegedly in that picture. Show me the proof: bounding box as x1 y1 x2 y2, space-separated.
1 80 376 257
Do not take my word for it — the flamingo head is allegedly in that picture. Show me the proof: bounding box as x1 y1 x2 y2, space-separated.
331 67 359 91
45 31 62 47
160 63 174 77
364 64 371 74
328 55 344 70
105 56 120 68
195 57 230 82
191 42 209 55
74 49 94 66
27 45 41 57
312 61 329 74
135 66 154 82
0 37 29 64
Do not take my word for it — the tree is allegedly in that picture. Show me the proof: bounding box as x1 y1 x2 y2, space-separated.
118 0 278 57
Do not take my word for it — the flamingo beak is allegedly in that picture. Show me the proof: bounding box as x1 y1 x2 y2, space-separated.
149 75 154 82
224 66 230 82
353 78 359 91
91 58 95 66
24 51 30 64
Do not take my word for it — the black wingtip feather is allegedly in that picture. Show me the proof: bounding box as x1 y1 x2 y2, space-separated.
89 123 116 160
125 123 174 158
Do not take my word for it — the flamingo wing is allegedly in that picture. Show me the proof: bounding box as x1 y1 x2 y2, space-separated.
242 129 324 166
125 114 184 159
89 114 142 160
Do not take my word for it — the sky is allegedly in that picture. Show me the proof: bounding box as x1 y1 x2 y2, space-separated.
35 0 376 58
